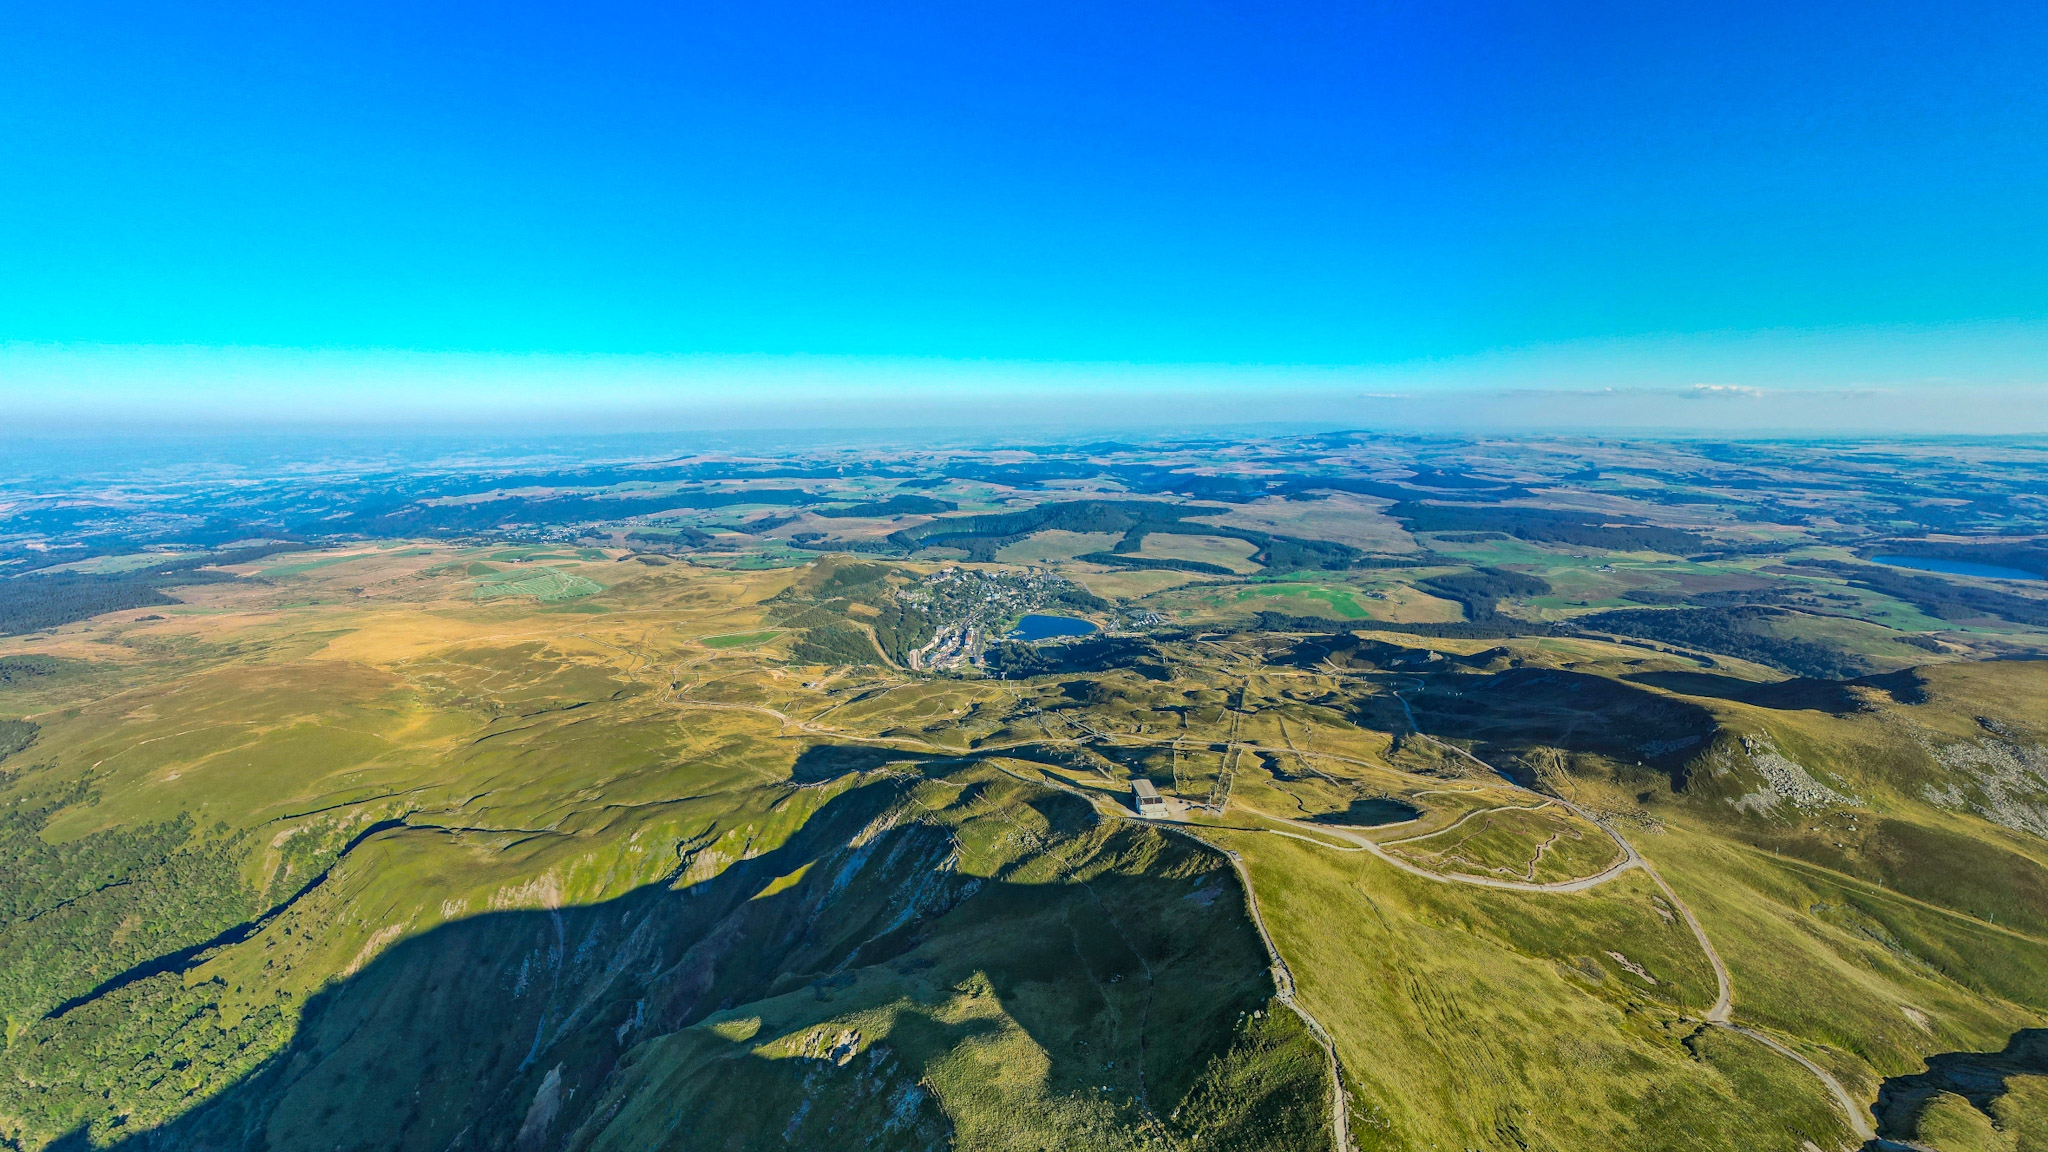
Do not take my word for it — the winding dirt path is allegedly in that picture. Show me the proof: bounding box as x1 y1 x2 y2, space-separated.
1250 809 1643 893
1189 832 1351 1152
1726 1022 1874 1144
671 679 1875 1145
1634 855 1734 1024
1378 799 1557 845
1379 689 1873 1144
985 761 1350 1151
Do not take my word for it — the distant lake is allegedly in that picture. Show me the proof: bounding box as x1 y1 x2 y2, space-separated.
1871 555 2045 582
1006 614 1099 641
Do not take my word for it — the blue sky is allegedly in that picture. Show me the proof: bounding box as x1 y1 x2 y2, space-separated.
4 1 2045 429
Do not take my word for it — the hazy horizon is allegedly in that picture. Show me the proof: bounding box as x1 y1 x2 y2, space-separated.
8 322 2048 436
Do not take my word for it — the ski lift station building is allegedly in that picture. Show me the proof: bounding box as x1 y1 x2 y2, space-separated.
1131 778 1169 818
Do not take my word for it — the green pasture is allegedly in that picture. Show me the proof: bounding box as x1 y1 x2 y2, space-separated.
255 552 380 578
700 630 784 649
1223 830 1849 1152
993 530 1123 564
470 568 605 602
1135 533 1261 573
1230 583 1371 619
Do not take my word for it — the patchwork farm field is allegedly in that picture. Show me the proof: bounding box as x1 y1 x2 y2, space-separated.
5 432 2048 1151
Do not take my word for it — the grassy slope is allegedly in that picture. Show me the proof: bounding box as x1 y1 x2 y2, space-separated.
1149 640 2048 1150
1234 833 1851 1151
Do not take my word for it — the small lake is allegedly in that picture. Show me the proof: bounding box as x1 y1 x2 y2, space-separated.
1870 555 2045 582
1005 614 1099 641
1308 797 1422 828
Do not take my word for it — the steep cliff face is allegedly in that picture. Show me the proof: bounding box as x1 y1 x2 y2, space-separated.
99 764 1317 1152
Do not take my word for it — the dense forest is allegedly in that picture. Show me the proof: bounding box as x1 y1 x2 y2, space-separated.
892 499 1199 546
0 779 336 1141
789 620 886 666
1387 503 1708 553
888 500 1213 561
1270 475 1537 503
0 545 305 637
814 495 957 518
1239 610 1554 640
328 489 821 536
624 527 714 550
1789 560 2048 627
1074 552 1238 576
0 719 35 762
1855 541 2048 578
0 575 180 636
788 536 898 554
1101 467 1540 503
1576 606 1870 678
1107 467 1277 502
771 563 938 667
0 780 265 1026
1419 566 1553 620
1104 518 1361 572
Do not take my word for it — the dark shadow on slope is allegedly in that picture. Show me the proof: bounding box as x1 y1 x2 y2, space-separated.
1622 670 1811 704
36 759 1305 1152
1275 634 1514 673
35 771 917 1152
1622 667 1928 715
1859 667 1930 705
982 636 1174 681
1865 1028 2048 1149
787 742 950 782
44 819 412 1020
1387 668 1718 790
974 739 1126 780
1305 798 1421 828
